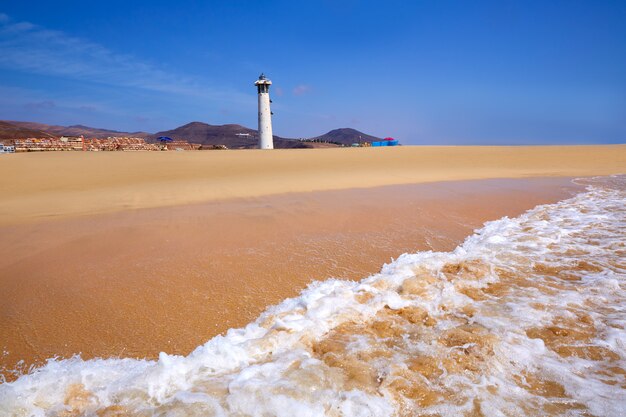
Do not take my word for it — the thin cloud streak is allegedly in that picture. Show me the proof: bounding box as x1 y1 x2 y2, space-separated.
24 100 56 110
1 85 118 119
0 15 253 105
292 84 311 96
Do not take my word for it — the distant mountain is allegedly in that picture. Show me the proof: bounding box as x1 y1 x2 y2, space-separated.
4 120 149 139
148 121 312 149
149 122 385 149
1 119 383 149
308 128 381 145
0 120 56 141
56 124 150 139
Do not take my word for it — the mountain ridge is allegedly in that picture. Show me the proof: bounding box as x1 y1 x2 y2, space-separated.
148 121 309 149
1 119 384 148
149 122 382 149
0 121 56 141
309 128 382 145
2 120 150 139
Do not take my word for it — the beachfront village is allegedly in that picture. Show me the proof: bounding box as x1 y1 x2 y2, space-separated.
0 136 205 153
0 134 400 154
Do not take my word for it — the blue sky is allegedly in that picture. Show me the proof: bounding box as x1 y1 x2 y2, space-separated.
1 0 624 144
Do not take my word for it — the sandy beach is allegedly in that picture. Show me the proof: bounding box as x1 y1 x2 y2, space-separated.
0 146 624 383
4 0 625 412
1 176 582 379
0 145 624 225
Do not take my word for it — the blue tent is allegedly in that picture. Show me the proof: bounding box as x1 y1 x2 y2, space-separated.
372 139 399 147
158 136 173 142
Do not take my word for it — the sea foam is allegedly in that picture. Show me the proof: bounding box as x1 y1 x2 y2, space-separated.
1 176 624 416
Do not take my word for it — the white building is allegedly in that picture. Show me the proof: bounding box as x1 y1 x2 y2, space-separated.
0 144 15 153
254 73 273 149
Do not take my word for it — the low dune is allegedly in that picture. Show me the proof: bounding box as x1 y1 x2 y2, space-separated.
0 145 624 225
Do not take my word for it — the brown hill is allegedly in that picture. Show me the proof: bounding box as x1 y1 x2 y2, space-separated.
2 119 381 149
57 124 149 139
309 128 381 145
148 122 312 149
5 121 149 139
0 121 56 141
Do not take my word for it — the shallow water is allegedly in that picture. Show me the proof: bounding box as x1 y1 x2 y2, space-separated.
1 176 624 417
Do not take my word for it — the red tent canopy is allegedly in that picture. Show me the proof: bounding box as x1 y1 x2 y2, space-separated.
383 137 395 141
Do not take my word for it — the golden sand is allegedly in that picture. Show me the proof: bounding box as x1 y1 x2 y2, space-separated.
0 177 581 378
0 145 623 225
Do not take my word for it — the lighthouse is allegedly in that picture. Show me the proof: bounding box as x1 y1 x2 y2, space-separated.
255 73 273 149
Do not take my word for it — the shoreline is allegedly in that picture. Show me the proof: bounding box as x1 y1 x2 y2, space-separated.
0 176 583 379
0 145 624 225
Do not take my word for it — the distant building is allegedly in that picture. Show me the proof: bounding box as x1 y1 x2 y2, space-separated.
59 136 84 151
167 140 201 151
14 137 77 152
84 137 160 151
0 144 15 153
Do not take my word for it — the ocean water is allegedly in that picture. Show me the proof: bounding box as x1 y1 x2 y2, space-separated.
1 176 624 417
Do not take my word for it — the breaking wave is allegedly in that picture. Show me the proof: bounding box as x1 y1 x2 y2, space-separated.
1 176 625 416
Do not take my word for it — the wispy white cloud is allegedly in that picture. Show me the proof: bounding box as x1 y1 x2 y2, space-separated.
0 83 161 131
292 84 311 96
274 86 285 97
0 84 114 118
24 100 56 110
0 14 253 104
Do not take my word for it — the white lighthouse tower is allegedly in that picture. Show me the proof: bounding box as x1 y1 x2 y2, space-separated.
255 73 274 149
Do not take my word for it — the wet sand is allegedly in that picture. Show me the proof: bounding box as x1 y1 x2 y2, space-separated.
0 145 624 225
0 177 582 379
